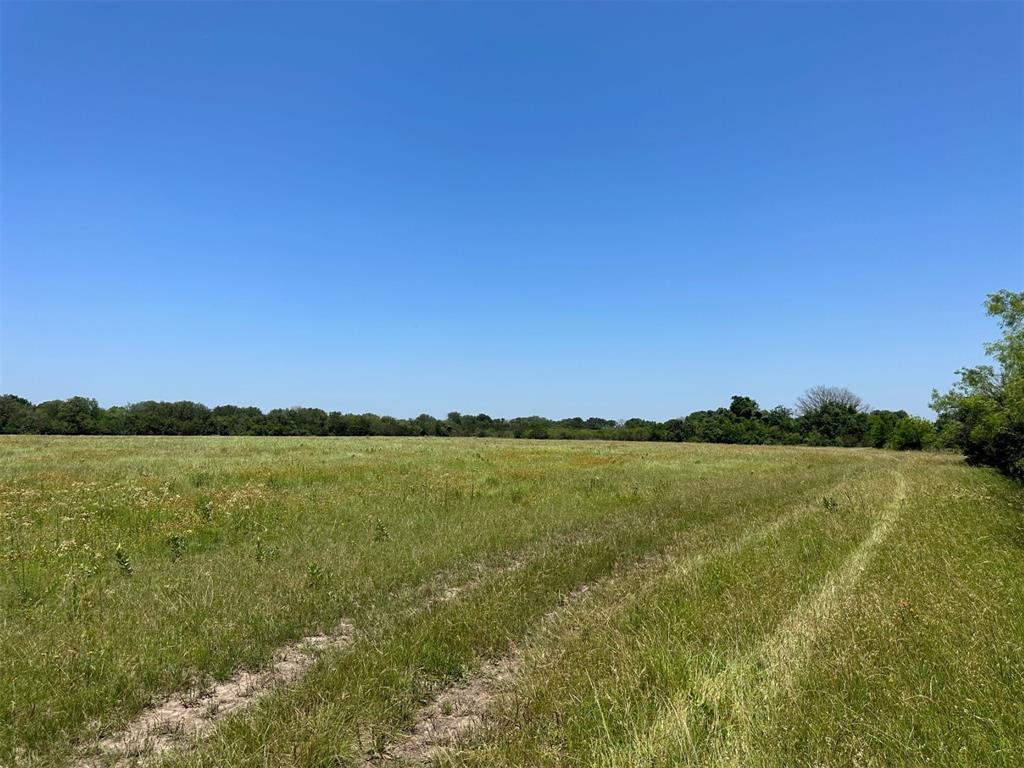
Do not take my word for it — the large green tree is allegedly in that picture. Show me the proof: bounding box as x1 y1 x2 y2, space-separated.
932 290 1024 477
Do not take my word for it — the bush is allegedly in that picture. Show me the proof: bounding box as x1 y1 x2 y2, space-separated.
887 417 936 451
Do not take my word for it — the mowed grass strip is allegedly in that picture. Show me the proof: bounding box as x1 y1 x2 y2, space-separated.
701 455 1024 768
1 437 854 766
441 464 892 768
155 451 860 767
599 468 906 768
438 456 1024 768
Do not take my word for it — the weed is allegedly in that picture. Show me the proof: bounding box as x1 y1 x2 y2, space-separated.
305 562 326 590
197 499 214 524
114 544 133 577
167 533 186 562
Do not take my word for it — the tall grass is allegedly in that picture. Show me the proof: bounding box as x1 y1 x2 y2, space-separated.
1 438 1019 767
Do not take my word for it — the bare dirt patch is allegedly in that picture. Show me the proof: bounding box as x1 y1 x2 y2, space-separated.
362 583 597 765
75 622 355 767
365 654 521 765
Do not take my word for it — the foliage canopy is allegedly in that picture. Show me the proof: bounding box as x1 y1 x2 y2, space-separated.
932 289 1024 476
1 389 930 451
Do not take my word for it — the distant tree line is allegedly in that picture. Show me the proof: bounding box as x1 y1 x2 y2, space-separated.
0 386 935 450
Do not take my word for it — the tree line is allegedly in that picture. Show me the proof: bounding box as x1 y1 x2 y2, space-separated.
5 288 1020 470
0 386 937 450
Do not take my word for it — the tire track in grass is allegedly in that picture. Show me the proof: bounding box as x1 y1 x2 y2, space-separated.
68 521 653 766
407 473 880 765
72 623 356 768
74 469 859 768
67 526 643 766
358 582 596 767
360 499 823 766
68 519 620 766
73 547 533 768
602 469 907 768
704 469 907 768
403 472 772 616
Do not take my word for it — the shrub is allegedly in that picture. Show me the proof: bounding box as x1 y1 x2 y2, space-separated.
887 417 936 451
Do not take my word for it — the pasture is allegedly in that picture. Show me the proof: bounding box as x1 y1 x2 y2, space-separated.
1 437 1022 767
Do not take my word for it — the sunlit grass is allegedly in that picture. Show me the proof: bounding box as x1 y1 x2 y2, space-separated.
1 438 1020 767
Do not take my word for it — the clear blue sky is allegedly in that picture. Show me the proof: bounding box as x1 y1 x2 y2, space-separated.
2 2 1021 420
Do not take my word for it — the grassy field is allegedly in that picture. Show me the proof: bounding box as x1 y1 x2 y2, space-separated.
1 437 1022 767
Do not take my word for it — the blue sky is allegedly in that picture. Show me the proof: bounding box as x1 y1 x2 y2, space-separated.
2 2 1021 419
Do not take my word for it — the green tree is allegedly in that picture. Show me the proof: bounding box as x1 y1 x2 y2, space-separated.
729 395 760 420
887 416 937 451
932 290 1024 477
864 410 909 449
0 395 40 433
797 401 868 446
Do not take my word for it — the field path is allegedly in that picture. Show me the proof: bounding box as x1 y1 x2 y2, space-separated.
51 450 870 768
72 622 356 767
361 498 824 766
602 468 908 768
67 515 632 766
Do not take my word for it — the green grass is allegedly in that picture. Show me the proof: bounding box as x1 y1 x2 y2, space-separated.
1 437 1021 767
